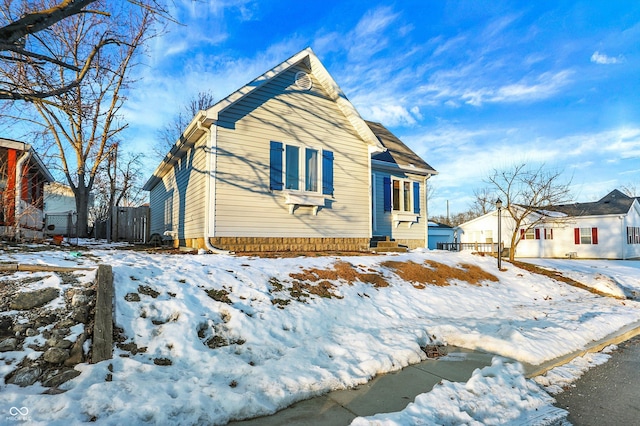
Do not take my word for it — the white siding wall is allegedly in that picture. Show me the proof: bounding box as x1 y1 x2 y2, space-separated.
148 137 208 240
212 65 371 239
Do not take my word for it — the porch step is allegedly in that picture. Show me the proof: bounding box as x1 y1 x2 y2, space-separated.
369 237 408 253
370 246 409 253
376 241 402 248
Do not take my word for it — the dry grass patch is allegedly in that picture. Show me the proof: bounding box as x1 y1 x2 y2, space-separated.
289 261 389 288
381 260 498 288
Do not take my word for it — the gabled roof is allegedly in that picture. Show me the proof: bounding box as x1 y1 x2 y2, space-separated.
546 189 636 217
367 121 437 176
144 48 384 190
205 48 383 150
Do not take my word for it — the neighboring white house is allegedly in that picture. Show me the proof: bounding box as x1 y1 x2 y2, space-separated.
44 182 77 214
143 48 436 252
42 182 81 237
457 189 640 260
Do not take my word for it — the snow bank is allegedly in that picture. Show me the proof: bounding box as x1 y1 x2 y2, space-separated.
1 247 639 424
351 357 568 425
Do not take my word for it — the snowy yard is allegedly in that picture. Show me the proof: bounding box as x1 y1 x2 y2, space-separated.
1 243 639 425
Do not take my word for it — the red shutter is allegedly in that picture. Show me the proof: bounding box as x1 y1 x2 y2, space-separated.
535 229 540 240
520 229 525 239
549 228 553 240
592 227 598 245
574 228 580 245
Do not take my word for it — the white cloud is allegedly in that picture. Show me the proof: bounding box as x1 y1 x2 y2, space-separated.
358 104 418 127
463 70 574 106
432 35 466 57
590 51 624 65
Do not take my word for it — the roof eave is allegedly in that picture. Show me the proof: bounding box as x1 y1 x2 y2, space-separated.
371 158 438 176
143 111 210 191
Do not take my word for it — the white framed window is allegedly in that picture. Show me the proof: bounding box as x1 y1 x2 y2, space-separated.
270 141 334 196
574 227 598 245
580 228 592 244
392 178 413 212
283 144 321 192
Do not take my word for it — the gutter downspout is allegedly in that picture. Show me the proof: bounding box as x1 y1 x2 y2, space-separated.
14 148 32 238
620 215 626 260
197 120 231 255
423 175 431 248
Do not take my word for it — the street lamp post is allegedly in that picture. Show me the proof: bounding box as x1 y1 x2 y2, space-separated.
496 198 502 271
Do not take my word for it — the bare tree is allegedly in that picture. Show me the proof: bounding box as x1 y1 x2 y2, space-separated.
621 183 639 197
90 146 146 224
487 163 573 261
4 3 156 236
470 187 495 216
0 0 169 102
430 210 480 227
154 90 216 159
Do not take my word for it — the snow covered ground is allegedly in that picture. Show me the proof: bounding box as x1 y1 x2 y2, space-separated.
1 243 639 425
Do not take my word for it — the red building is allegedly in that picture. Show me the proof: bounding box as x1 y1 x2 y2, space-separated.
1 138 54 239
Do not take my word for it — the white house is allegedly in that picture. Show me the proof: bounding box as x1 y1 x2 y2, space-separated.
143 48 436 252
457 190 640 260
44 182 77 214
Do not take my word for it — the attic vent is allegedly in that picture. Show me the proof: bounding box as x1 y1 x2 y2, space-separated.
294 71 312 90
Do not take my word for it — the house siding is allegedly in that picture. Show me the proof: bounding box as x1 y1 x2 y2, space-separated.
211 65 371 240
624 201 640 259
148 136 208 244
371 171 426 248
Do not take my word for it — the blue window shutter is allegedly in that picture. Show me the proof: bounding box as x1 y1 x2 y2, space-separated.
322 150 334 195
383 177 392 212
269 141 283 190
413 182 420 214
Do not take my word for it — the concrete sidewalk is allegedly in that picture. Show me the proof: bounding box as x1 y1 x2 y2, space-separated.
230 323 640 426
230 347 500 426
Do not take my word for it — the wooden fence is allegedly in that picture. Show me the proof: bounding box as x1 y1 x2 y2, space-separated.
111 206 150 243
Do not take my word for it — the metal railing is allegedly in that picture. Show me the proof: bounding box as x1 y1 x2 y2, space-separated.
437 242 499 253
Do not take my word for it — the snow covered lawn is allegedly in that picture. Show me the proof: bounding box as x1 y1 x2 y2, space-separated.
1 244 639 425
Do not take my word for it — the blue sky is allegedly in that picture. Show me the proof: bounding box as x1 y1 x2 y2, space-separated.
123 0 640 217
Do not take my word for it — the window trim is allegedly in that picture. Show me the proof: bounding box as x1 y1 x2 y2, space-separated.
574 227 598 245
270 141 333 215
282 143 322 193
391 177 413 213
388 177 420 227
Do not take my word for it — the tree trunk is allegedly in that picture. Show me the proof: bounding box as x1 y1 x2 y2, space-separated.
74 183 90 238
509 231 518 262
